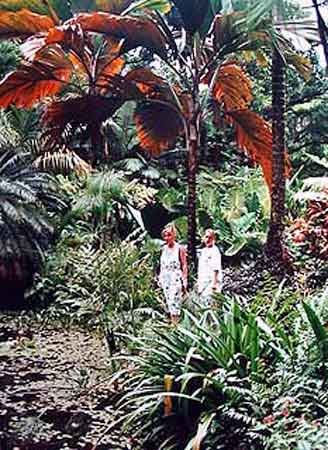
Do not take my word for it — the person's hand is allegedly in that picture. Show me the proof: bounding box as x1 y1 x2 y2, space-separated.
212 283 219 293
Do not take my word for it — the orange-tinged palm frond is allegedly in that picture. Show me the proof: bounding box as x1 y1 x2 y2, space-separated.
43 95 125 140
73 12 168 58
96 57 125 93
95 38 125 93
0 8 55 39
0 46 73 108
94 72 142 99
205 62 253 111
47 23 92 56
125 67 171 99
21 22 93 65
125 68 184 116
135 102 183 157
227 109 273 188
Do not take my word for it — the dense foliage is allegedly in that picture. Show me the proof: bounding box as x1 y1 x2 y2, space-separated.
0 0 327 449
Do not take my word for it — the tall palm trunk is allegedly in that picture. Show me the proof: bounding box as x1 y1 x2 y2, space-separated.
186 39 201 281
265 48 286 263
186 118 198 279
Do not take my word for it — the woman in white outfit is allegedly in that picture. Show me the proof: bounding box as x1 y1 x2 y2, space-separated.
197 229 223 307
159 225 188 324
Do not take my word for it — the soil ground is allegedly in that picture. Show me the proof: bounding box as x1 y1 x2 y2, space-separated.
0 314 133 450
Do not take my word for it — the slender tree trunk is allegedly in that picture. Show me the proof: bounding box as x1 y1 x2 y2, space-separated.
185 32 202 283
186 120 198 280
312 0 328 71
265 48 286 263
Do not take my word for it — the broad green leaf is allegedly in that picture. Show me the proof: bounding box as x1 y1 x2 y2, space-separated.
0 0 72 22
249 316 259 373
225 237 247 256
229 212 256 233
122 0 171 15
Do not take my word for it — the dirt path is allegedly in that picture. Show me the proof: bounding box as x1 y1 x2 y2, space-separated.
0 314 133 450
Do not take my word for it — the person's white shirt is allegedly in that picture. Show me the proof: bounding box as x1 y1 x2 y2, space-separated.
197 245 223 296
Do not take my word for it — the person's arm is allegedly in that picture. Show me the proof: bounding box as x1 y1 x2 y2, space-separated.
213 269 219 291
157 248 163 287
179 245 188 291
212 247 222 292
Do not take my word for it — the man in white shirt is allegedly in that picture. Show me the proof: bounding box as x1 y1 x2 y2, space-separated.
197 229 223 307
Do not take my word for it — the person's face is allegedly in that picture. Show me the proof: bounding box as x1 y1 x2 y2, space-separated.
204 231 215 247
163 230 175 245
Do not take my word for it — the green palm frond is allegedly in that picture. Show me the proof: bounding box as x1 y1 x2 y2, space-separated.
0 148 65 286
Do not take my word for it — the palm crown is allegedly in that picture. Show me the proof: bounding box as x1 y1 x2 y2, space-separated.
0 0 311 268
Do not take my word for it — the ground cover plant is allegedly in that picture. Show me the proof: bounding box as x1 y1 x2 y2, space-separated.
110 288 328 450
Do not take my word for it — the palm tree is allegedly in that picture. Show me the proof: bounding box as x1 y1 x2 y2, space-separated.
0 0 305 276
0 146 65 307
264 2 287 265
262 0 315 266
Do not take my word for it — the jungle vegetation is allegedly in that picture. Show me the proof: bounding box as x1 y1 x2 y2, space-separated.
0 0 327 449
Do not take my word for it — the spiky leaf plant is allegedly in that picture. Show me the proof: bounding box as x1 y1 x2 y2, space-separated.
111 302 287 450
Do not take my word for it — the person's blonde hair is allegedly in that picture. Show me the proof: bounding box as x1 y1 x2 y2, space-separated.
202 228 216 243
162 224 177 239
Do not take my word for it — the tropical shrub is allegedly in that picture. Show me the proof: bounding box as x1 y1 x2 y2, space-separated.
291 184 328 259
31 232 159 334
197 168 270 256
257 368 328 450
258 290 328 450
0 148 65 306
62 170 156 246
112 301 288 450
